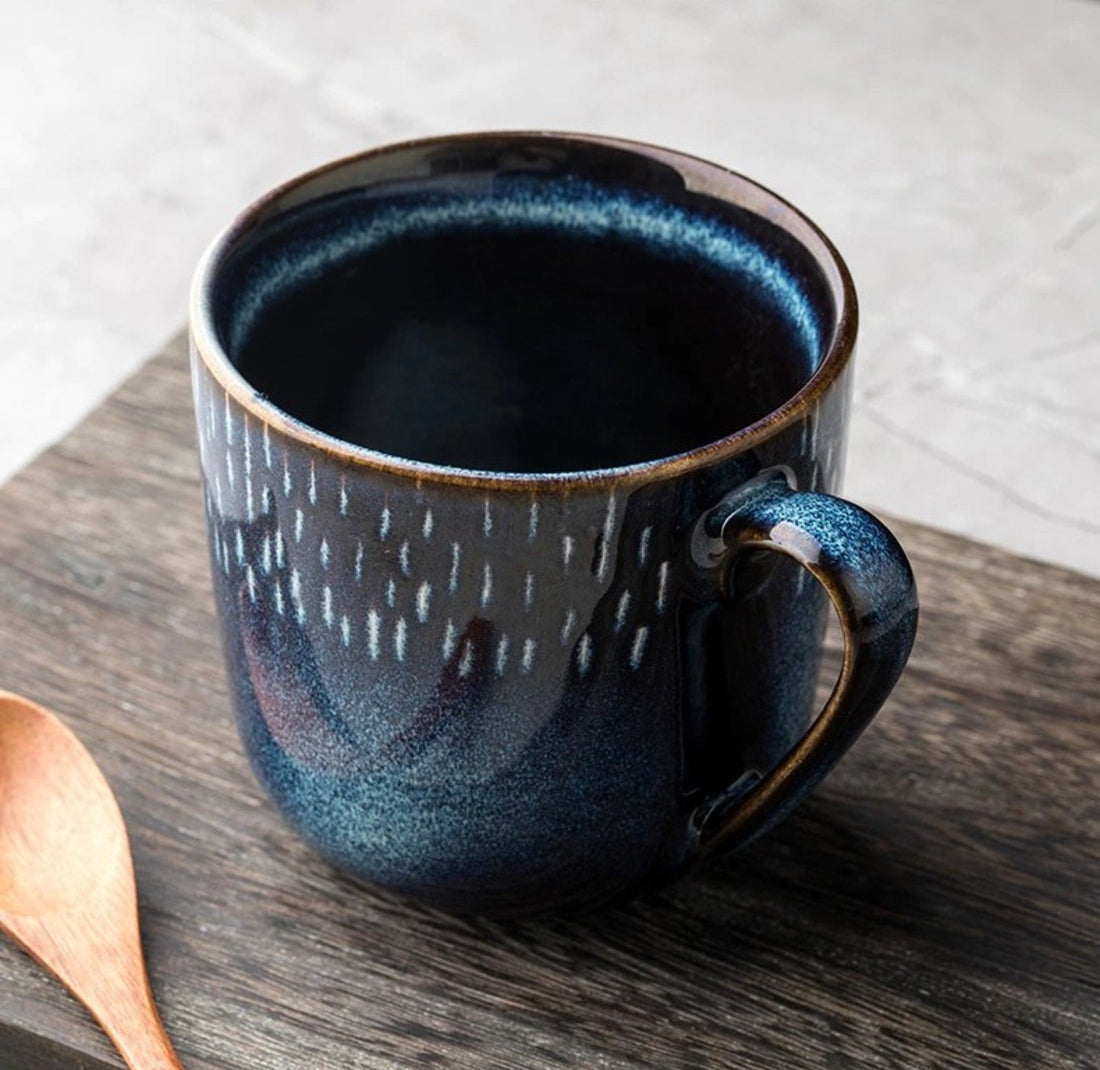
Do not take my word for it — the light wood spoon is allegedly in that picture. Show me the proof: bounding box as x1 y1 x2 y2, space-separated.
0 690 183 1068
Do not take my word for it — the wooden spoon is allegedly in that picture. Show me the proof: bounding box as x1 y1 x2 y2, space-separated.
0 690 183 1069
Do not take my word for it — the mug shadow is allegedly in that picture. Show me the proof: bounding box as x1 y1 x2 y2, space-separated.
323 779 1095 1063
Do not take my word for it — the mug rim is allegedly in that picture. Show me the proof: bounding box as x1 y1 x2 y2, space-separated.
189 130 858 491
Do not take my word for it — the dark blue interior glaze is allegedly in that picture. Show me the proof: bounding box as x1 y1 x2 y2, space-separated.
214 176 833 474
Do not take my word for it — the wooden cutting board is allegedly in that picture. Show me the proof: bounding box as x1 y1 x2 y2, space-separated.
0 334 1096 1069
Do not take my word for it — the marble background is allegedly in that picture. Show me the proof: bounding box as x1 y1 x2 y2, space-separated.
2 0 1097 575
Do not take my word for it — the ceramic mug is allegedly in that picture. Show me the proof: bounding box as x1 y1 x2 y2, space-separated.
189 132 918 916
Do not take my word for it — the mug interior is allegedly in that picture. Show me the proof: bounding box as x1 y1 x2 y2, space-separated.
206 135 842 476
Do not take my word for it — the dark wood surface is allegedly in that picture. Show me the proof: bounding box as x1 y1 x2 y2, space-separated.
0 334 1097 1069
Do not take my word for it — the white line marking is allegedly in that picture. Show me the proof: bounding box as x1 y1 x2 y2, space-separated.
458 640 474 678
323 585 334 628
355 540 364 582
291 569 304 623
273 579 284 616
263 422 272 470
483 498 493 537
480 562 492 607
261 534 272 575
235 526 245 566
449 542 461 593
521 638 536 674
399 539 411 577
562 535 574 570
225 449 235 491
340 615 351 646
495 635 510 676
320 537 331 569
528 500 539 540
295 508 304 544
442 619 457 661
394 616 407 661
524 571 535 610
275 528 285 569
339 476 348 516
224 392 233 444
422 509 434 539
245 565 257 604
416 581 432 623
638 525 652 566
576 633 593 677
560 608 576 644
630 626 649 670
596 492 616 581
283 452 292 497
367 609 380 660
657 561 670 613
308 460 317 505
380 505 391 540
614 590 631 632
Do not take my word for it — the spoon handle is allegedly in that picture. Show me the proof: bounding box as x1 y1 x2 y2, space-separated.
81 937 185 1070
2 900 184 1069
97 979 184 1070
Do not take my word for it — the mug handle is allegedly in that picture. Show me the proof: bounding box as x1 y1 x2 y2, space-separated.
691 471 918 857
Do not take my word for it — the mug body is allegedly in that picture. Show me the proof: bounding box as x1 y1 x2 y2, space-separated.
190 133 857 915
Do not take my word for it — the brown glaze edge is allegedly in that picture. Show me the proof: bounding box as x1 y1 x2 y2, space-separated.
188 130 858 493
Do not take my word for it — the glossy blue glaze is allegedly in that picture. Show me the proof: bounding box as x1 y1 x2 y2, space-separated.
694 472 919 850
190 133 917 916
192 353 866 913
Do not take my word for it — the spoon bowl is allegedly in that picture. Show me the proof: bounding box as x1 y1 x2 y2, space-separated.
0 690 182 1069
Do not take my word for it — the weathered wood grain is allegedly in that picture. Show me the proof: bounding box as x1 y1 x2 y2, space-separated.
0 333 1097 1069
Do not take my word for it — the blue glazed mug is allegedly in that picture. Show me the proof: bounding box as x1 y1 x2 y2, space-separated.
189 132 918 916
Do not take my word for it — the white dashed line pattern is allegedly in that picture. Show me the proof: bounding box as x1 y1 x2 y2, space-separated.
193 378 710 687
